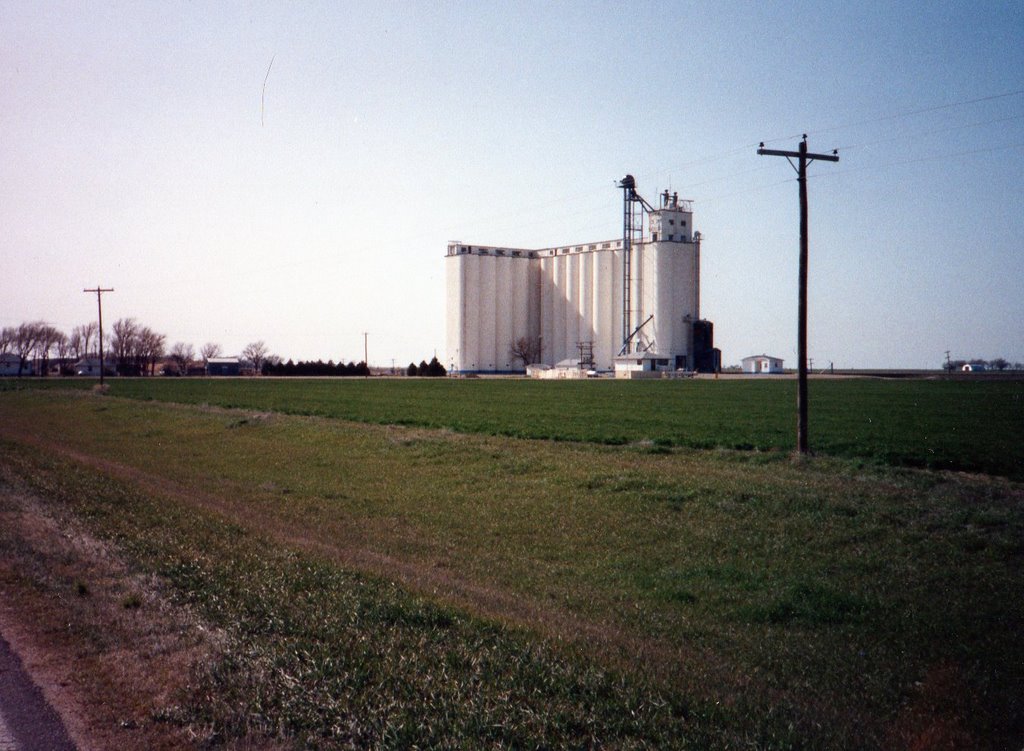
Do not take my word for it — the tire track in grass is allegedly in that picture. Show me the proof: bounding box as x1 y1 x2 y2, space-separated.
0 422 736 704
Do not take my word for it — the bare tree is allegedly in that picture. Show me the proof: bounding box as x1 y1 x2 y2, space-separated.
70 322 98 360
0 327 15 357
130 328 147 375
54 331 71 373
34 325 65 375
68 328 83 361
111 318 139 375
200 342 222 363
13 322 43 376
109 319 163 376
509 336 543 368
169 342 195 376
137 327 166 376
242 340 269 375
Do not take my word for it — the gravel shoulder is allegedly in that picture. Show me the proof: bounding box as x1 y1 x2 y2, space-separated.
0 630 76 751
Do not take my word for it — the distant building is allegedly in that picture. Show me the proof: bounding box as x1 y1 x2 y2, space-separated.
206 357 241 376
742 355 784 374
614 352 674 379
73 357 116 376
961 362 987 372
0 353 24 376
446 180 719 375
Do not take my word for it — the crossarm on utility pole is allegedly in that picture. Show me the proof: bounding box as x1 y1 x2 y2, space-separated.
756 147 839 162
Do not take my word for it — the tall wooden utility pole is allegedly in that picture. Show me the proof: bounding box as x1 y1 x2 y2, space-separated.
83 286 114 385
362 332 369 376
757 136 838 455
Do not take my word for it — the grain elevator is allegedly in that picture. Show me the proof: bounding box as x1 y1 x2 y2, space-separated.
445 177 719 376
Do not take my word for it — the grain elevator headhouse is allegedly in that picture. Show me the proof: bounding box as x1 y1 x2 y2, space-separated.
445 176 720 377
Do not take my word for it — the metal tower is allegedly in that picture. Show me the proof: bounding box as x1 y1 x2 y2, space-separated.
618 175 652 352
576 340 595 372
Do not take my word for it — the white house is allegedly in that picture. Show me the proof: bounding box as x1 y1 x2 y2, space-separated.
742 355 784 374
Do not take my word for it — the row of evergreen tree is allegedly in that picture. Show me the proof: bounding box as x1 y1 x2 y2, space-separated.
406 357 447 377
263 359 371 377
260 356 447 377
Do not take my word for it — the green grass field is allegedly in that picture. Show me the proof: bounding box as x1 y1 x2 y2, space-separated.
0 380 1022 748
4 376 1021 478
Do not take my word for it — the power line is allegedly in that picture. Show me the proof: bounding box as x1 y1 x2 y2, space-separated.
807 88 1024 140
698 177 795 204
100 87 1024 298
645 90 1023 205
809 141 1024 180
834 112 1024 152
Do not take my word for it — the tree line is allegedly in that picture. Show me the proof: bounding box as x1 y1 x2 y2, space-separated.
2 319 446 378
261 356 447 377
406 357 447 377
1 319 243 377
944 357 1023 372
0 321 78 376
263 359 370 377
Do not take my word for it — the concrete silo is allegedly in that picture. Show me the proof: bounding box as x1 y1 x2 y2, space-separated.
445 178 718 376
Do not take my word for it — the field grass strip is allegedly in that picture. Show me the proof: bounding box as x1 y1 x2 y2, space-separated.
1 388 1023 748
0 438 750 749
4 377 1022 479
0 420 693 673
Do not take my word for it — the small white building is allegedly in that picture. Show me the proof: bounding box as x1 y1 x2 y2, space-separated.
614 353 674 379
530 359 596 379
73 357 116 376
206 357 241 376
961 362 987 372
742 355 784 374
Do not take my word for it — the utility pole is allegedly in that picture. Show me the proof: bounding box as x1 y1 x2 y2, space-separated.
362 332 369 375
757 136 838 455
83 286 114 385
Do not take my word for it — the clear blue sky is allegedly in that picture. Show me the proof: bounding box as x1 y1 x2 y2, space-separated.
2 0 1022 368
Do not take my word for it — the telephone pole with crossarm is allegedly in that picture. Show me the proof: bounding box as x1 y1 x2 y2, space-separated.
83 284 114 383
757 136 838 455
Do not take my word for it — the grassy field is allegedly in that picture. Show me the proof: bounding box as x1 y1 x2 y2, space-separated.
0 381 1022 748
4 376 1022 479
